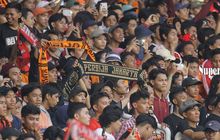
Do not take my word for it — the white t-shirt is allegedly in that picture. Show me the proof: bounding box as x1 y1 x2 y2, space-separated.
95 128 115 140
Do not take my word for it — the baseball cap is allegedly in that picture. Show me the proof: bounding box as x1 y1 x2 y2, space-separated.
175 2 190 11
36 1 50 8
182 77 202 87
1 127 21 139
205 120 220 132
33 7 51 16
91 28 106 39
153 46 176 61
1 63 17 77
82 20 97 32
190 1 204 9
69 86 87 99
169 86 185 104
135 25 153 40
179 98 200 114
122 5 137 13
105 53 122 65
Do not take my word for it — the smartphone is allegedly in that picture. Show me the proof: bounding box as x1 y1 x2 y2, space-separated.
100 2 108 16
62 9 73 17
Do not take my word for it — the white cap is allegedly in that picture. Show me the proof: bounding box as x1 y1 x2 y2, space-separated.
36 1 50 8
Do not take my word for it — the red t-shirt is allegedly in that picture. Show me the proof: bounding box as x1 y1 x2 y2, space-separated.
88 118 101 131
153 94 169 123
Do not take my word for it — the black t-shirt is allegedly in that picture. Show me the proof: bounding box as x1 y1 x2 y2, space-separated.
203 113 220 125
0 23 17 58
164 113 188 140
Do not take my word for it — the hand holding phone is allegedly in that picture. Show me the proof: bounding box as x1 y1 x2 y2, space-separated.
100 2 108 17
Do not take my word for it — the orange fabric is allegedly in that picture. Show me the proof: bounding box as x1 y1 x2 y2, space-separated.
90 76 100 84
88 118 101 130
21 73 29 84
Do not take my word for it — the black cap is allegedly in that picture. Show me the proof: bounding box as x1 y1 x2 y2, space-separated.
1 127 21 139
48 62 56 71
182 77 202 88
69 86 87 98
205 120 220 132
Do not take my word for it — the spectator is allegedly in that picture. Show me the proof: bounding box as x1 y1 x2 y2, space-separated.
204 120 220 140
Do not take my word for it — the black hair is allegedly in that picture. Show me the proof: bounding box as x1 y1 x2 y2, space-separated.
21 104 41 118
211 48 220 57
205 94 220 109
108 4 122 11
42 83 60 101
90 92 109 110
5 2 21 12
17 133 36 140
171 72 183 87
103 10 119 23
181 20 195 35
119 14 137 24
21 83 41 99
138 8 159 22
182 55 199 64
67 102 87 119
120 51 135 63
206 35 220 47
95 50 110 62
197 28 215 43
99 105 122 128
48 13 68 30
142 57 160 71
73 11 95 25
43 126 64 140
148 68 167 81
136 113 157 129
159 24 176 42
21 8 32 19
130 91 149 108
144 0 166 8
209 75 220 97
176 41 193 53
169 86 185 104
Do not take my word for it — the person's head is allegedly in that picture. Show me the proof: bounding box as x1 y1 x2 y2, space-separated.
209 75 220 97
130 91 150 115
149 68 168 93
21 0 36 10
120 14 137 36
159 24 178 45
21 83 42 107
43 126 64 140
67 102 90 125
169 86 188 107
109 24 125 44
108 5 123 20
142 58 160 74
42 83 60 108
205 95 220 114
49 13 68 33
135 25 153 48
211 48 220 68
34 7 51 29
66 1 82 18
17 133 36 140
82 75 91 90
69 86 87 104
106 53 123 66
171 72 184 86
21 104 41 132
5 2 21 26
120 52 136 68
138 8 159 26
99 105 123 133
205 120 220 140
206 35 220 50
177 41 196 57
181 20 197 37
47 62 58 83
175 3 189 21
182 55 199 78
91 28 107 52
1 63 22 86
197 28 215 44
21 8 35 28
112 78 129 95
90 92 110 115
180 99 200 123
104 11 118 28
1 127 21 140
0 94 7 116
182 77 202 98
82 20 98 38
136 113 157 140
0 86 16 110
13 97 22 119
